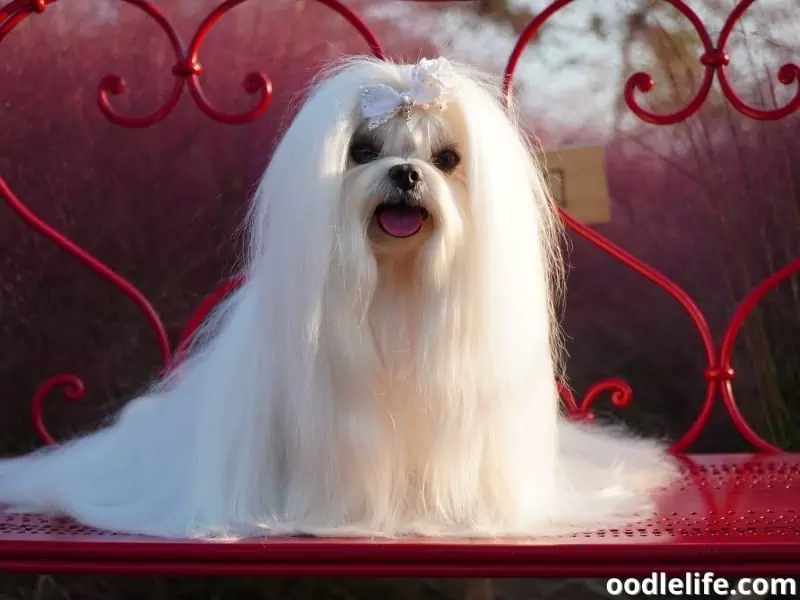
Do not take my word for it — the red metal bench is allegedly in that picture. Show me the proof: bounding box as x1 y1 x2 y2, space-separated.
1 0 799 581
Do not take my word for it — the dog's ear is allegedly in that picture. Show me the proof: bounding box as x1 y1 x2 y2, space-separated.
246 84 355 270
450 72 563 385
242 58 398 387
243 60 370 328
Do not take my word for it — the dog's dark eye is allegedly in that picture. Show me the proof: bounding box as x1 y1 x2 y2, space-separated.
349 141 381 164
433 148 461 173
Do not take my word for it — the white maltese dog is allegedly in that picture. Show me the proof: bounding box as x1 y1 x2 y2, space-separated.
0 57 678 539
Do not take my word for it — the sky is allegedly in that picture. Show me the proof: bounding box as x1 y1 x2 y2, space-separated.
367 0 622 139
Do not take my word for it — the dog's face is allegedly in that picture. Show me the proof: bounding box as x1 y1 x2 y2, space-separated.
342 106 468 260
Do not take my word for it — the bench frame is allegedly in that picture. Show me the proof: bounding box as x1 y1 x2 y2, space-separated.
1 0 799 579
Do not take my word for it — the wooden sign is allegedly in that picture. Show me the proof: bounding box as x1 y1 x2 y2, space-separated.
537 145 611 225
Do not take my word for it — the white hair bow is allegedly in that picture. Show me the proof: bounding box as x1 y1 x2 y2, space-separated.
359 57 454 130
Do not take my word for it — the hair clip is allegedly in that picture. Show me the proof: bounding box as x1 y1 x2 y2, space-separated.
359 57 454 130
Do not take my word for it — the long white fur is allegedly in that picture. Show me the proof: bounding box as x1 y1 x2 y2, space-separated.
0 57 678 539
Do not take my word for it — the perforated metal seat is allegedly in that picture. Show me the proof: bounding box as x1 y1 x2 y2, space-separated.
2 453 800 576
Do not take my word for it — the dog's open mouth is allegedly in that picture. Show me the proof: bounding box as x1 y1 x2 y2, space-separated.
374 202 429 238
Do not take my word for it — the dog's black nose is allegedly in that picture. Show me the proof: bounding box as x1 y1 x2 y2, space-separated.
388 163 422 191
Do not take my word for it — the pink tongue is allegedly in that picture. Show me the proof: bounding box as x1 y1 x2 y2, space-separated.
376 205 425 238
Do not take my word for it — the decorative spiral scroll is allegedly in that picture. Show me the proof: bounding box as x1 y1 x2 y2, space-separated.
0 0 386 444
559 378 633 421
96 0 187 127
95 0 269 127
97 0 383 127
554 211 717 452
181 0 272 125
0 178 171 446
504 0 797 452
623 0 800 124
31 375 85 446
504 0 799 125
1 0 798 450
622 0 719 125
714 0 800 120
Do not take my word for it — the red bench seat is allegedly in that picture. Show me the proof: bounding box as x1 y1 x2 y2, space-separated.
2 453 799 577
